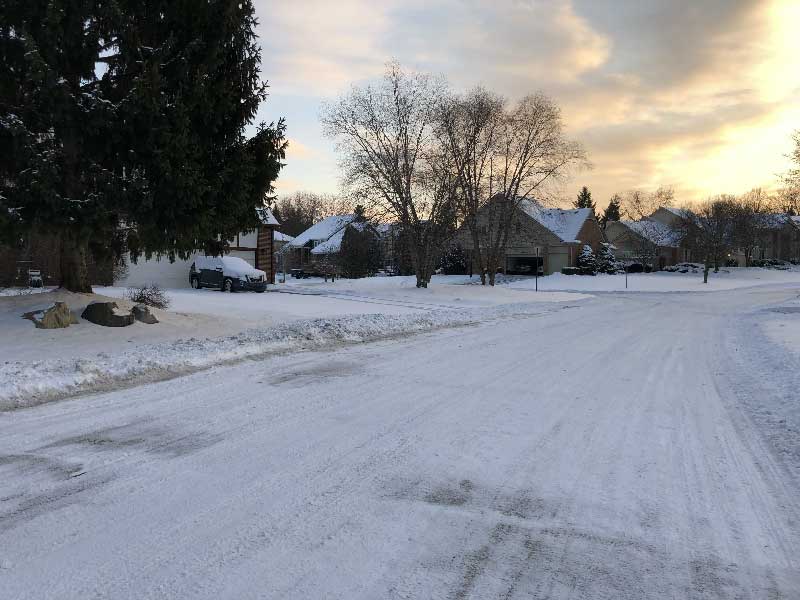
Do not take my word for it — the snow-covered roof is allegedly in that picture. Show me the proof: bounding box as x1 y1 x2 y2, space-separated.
518 199 593 243
620 219 682 247
757 213 790 230
274 231 294 242
288 214 356 248
255 206 279 226
310 221 370 255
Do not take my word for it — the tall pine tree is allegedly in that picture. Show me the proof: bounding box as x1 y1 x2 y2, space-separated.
0 0 286 291
600 194 622 227
574 186 595 211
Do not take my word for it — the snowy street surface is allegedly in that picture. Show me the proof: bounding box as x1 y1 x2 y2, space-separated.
2 283 800 598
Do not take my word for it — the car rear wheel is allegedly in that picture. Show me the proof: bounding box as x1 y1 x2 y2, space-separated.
191 277 201 289
223 278 234 292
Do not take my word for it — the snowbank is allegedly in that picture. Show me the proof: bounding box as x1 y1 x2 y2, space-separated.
0 302 566 410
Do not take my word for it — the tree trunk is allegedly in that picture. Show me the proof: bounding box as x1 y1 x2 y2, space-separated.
468 223 485 285
412 244 431 288
703 257 710 284
60 233 92 293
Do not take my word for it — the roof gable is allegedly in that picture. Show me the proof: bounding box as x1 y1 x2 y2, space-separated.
517 198 593 243
255 206 279 226
619 219 682 247
288 214 356 248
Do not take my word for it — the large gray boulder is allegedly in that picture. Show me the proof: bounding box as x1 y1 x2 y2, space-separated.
132 303 158 324
81 302 135 327
23 301 79 329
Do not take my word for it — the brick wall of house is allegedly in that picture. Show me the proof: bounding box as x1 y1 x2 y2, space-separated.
255 225 275 283
576 216 605 253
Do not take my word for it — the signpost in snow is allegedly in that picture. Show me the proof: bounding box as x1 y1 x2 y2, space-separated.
535 247 541 291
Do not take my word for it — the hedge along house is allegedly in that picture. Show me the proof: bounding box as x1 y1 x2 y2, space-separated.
455 197 605 275
118 207 280 288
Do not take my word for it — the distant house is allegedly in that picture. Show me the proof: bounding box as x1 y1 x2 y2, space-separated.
455 196 605 275
119 207 280 288
283 214 381 274
605 219 687 268
748 213 800 263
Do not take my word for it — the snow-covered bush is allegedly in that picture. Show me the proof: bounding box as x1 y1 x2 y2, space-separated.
596 243 622 274
125 284 170 309
576 245 597 275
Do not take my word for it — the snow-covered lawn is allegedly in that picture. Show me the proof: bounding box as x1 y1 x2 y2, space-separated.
505 266 800 292
1 284 798 598
1 280 588 409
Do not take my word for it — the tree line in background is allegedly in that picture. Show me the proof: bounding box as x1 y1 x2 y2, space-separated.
0 0 286 292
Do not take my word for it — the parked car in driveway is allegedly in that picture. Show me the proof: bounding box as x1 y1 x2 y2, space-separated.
190 256 268 292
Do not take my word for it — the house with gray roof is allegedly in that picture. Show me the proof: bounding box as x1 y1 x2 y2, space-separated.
283 214 381 275
455 195 605 275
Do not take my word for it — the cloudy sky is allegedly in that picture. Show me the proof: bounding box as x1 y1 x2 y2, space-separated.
251 0 800 208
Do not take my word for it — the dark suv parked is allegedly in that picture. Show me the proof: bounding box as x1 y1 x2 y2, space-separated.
190 256 267 292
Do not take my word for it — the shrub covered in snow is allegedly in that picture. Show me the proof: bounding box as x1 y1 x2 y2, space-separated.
576 245 597 275
125 284 170 309
596 243 623 274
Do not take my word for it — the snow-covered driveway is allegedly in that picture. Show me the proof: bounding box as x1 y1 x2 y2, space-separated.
1 286 799 598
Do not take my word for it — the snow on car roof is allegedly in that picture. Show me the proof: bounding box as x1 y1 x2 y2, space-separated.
518 198 593 243
195 255 260 272
289 214 356 248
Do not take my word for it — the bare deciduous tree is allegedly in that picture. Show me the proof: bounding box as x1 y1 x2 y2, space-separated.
683 197 736 283
320 62 453 288
731 188 771 266
437 87 504 285
482 95 586 285
440 92 586 285
623 187 675 220
780 130 800 215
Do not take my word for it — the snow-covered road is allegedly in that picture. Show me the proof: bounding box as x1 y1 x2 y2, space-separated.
2 286 799 598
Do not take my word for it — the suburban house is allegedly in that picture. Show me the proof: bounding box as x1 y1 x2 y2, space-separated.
746 213 800 263
605 218 687 268
282 214 381 274
456 196 605 275
118 206 280 288
282 214 356 272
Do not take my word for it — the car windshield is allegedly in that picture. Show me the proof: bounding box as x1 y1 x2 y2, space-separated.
221 256 254 271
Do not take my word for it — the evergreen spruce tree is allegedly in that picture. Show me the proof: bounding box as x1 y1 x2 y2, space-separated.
576 244 597 275
0 0 286 291
596 242 620 274
439 244 468 275
574 186 596 211
600 195 622 227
